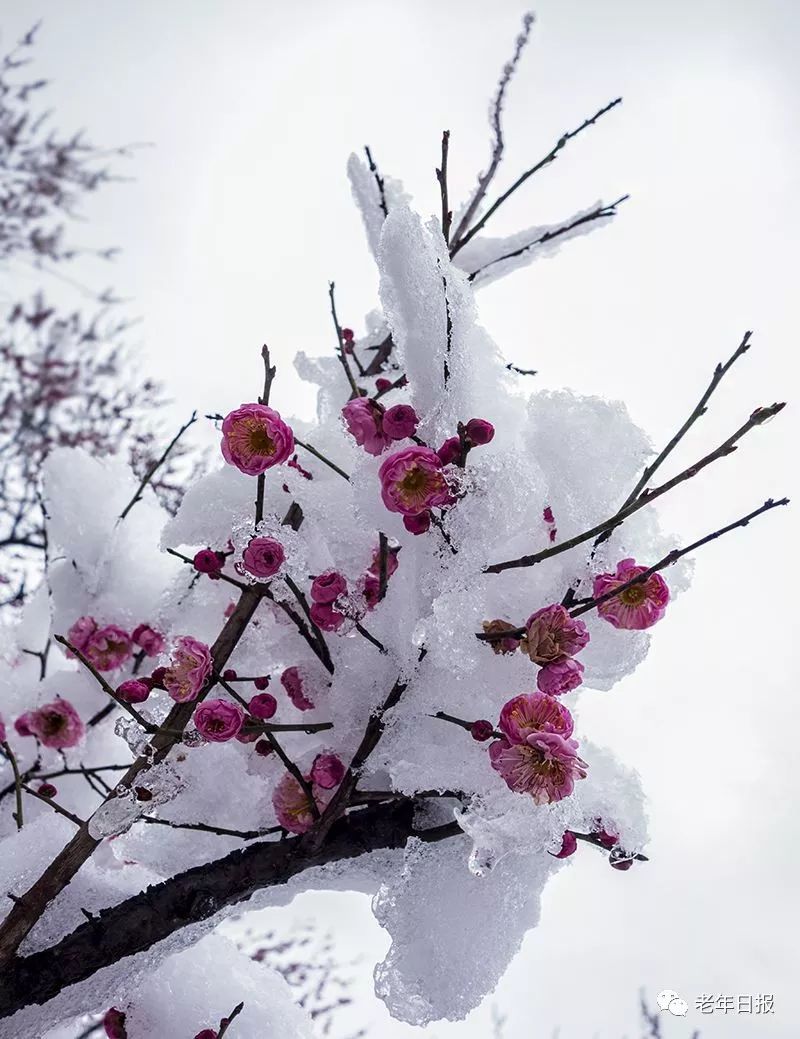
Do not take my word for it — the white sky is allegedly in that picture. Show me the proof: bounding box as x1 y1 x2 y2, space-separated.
2 1 799 1036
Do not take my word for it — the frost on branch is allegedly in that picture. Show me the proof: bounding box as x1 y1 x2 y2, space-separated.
0 14 787 1038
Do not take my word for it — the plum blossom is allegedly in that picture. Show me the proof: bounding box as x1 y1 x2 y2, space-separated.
221 403 294 475
14 713 34 737
271 771 334 834
551 830 578 858
25 699 84 749
249 692 277 720
163 637 213 702
84 625 133 672
240 536 285 579
193 548 224 574
310 601 346 631
498 692 574 743
310 752 346 789
379 446 451 516
102 1008 127 1039
437 436 461 464
593 558 670 629
465 417 494 444
193 699 245 742
382 403 418 440
131 624 165 657
116 679 151 704
521 604 589 665
310 570 347 604
341 397 389 455
481 619 521 655
66 615 97 654
281 666 315 711
489 728 587 804
401 511 431 535
537 657 585 696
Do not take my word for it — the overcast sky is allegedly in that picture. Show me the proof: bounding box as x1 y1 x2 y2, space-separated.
3 1 799 1036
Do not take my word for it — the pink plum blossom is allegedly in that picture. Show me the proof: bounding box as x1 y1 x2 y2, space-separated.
481 619 521 655
83 625 133 672
193 698 245 742
27 699 84 749
103 1008 128 1039
249 692 278 720
193 548 223 574
271 771 333 834
465 417 494 444
281 666 314 711
193 1032 217 1039
522 604 589 665
116 679 151 704
310 601 346 631
592 558 670 630
402 511 431 535
489 729 587 804
241 537 285 579
14 713 34 737
310 570 347 604
341 397 389 455
66 615 97 654
382 404 418 440
368 543 400 579
537 657 585 696
379 446 451 516
131 624 165 657
436 436 460 464
310 752 346 789
551 830 578 858
221 403 294 475
163 636 213 702
498 692 574 744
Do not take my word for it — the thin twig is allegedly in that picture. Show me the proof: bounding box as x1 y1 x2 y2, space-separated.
354 622 387 654
54 635 156 732
294 439 350 481
21 784 84 827
142 816 282 841
283 575 334 673
377 532 389 602
328 282 361 399
166 547 251 592
254 345 276 527
468 196 629 282
118 411 197 521
217 1001 245 1038
452 97 623 257
1 742 24 830
364 146 388 218
484 401 785 574
449 11 536 249
570 497 789 618
436 130 452 246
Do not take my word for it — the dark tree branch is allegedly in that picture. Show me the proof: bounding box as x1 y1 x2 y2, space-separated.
484 401 785 574
0 802 462 1019
451 97 623 257
118 411 197 521
328 282 361 399
449 11 535 249
436 130 452 246
467 196 629 283
364 145 388 219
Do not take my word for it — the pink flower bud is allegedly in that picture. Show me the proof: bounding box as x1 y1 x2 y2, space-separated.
236 717 259 744
309 601 346 631
193 698 245 742
382 404 418 440
241 537 285 579
551 830 578 858
249 692 278 720
376 377 392 392
594 826 618 850
310 570 348 604
14 713 34 737
116 679 151 704
194 1032 219 1039
223 668 237 680
131 624 165 657
37 782 58 798
610 857 634 871
470 719 494 742
436 436 461 464
281 667 314 711
103 1008 128 1039
402 511 431 535
465 417 495 445
253 675 270 691
150 666 168 688
537 657 585 696
255 738 273 757
193 549 223 574
310 753 346 789
341 327 354 341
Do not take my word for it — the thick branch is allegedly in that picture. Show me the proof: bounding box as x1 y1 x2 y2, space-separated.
0 800 462 1018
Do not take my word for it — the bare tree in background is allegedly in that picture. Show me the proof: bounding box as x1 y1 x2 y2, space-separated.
0 24 191 610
